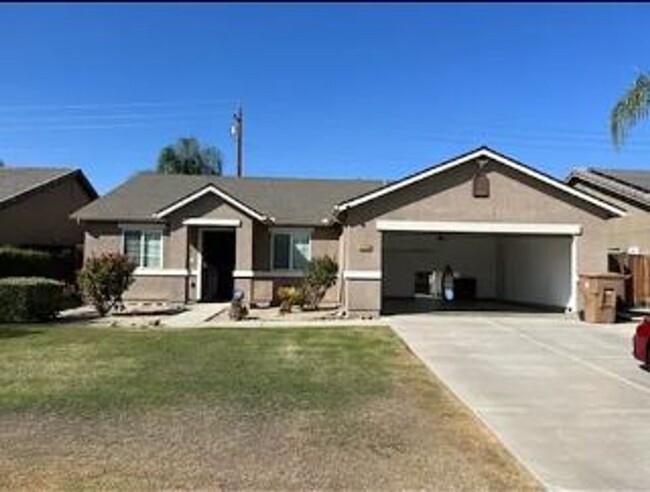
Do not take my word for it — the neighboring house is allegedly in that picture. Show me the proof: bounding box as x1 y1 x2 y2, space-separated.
0 167 97 248
567 168 650 255
72 146 625 316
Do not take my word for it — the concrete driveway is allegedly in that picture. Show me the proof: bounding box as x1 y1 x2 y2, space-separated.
390 312 650 491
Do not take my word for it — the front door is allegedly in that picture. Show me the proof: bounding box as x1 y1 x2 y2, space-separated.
201 230 236 302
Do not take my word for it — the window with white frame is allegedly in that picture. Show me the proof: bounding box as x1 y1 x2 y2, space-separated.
272 229 311 270
123 230 163 268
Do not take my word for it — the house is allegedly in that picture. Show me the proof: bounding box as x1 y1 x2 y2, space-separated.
0 167 97 248
567 167 650 307
567 167 650 255
72 147 625 316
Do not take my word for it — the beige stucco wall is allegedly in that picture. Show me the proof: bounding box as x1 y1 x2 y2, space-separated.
0 174 94 247
83 222 123 261
126 276 187 302
248 225 341 306
250 276 339 306
341 159 616 315
84 221 177 269
252 225 341 270
83 221 187 302
345 279 382 315
572 182 650 254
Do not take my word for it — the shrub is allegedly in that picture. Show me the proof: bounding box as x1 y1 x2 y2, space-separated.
0 246 77 282
78 253 135 316
61 283 83 311
277 286 305 314
302 256 338 310
0 277 66 322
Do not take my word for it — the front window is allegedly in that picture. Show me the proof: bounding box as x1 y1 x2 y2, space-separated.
272 229 311 270
123 230 162 268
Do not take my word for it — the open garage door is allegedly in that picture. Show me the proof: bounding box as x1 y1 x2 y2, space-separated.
380 221 577 314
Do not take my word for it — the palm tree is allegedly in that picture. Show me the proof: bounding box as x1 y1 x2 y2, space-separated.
611 73 650 147
156 137 223 175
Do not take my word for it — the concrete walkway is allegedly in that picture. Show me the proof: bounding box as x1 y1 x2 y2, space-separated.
390 313 650 491
164 303 229 327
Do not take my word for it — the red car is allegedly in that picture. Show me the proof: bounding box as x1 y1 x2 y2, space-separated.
633 317 650 365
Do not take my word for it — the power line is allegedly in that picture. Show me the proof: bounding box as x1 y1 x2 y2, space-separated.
0 118 226 132
0 98 237 112
0 110 230 125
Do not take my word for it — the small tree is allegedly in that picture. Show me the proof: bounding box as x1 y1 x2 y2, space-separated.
156 137 223 175
277 286 306 314
78 253 135 316
302 256 338 310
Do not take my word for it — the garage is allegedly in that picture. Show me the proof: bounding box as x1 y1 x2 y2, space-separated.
335 147 626 317
380 221 578 314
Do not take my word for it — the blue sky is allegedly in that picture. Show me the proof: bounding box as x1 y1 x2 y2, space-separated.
2 3 650 193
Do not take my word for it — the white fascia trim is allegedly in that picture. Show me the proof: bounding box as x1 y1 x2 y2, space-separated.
182 218 241 227
335 148 626 217
343 270 382 280
133 268 197 277
376 220 582 235
154 185 268 222
233 270 306 279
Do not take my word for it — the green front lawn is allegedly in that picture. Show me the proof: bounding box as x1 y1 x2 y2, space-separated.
0 325 538 490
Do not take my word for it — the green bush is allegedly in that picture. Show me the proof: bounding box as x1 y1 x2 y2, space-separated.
78 253 135 316
302 256 338 310
0 246 77 282
61 283 83 311
0 277 66 322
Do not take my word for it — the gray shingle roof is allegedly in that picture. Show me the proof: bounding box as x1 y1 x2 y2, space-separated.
0 167 75 205
568 167 650 208
72 172 384 225
591 169 650 194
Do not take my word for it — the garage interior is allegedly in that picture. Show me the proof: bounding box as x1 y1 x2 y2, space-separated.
382 231 574 314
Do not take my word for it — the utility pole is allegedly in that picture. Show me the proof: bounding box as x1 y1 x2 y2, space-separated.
231 105 244 177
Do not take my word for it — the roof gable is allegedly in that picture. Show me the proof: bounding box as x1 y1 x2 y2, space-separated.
335 147 626 217
0 167 97 209
154 184 269 222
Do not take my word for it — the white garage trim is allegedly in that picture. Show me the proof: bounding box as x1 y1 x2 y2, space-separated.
376 220 582 236
335 147 626 217
182 218 241 227
344 270 382 280
568 236 578 312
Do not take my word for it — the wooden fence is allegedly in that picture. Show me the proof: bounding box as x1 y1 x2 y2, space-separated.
609 253 650 308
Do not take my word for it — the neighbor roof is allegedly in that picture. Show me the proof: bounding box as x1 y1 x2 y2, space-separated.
0 167 96 208
335 146 626 217
567 168 650 208
72 173 384 225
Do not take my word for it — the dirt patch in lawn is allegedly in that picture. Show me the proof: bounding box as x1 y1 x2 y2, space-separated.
0 326 539 490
